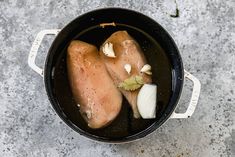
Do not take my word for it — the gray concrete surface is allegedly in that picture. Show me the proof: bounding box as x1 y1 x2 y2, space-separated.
0 0 234 156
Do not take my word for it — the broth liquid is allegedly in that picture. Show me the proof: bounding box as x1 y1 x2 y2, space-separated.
53 24 172 138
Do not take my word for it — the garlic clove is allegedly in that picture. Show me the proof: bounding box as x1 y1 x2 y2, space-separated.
140 64 151 72
140 64 152 75
102 42 116 58
124 64 131 74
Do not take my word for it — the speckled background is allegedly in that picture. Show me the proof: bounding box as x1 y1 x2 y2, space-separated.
0 0 234 157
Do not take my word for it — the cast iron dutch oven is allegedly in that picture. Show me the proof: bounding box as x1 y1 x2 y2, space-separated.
28 8 201 143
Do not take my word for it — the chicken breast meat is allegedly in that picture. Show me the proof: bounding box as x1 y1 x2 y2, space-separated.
100 31 152 118
67 40 122 129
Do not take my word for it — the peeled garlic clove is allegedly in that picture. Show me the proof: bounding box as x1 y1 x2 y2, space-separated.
140 64 151 72
124 64 131 74
102 42 116 58
140 64 152 75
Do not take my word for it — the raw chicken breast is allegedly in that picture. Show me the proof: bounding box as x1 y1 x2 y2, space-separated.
67 40 122 129
100 31 152 118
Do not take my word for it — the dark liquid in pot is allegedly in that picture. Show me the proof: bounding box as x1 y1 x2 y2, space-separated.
53 24 172 139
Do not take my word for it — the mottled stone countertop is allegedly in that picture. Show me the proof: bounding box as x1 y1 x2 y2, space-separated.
0 0 234 157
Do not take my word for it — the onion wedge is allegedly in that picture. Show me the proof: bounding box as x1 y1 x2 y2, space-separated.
137 84 157 119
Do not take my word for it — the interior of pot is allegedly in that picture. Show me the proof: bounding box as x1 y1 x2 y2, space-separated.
44 8 184 143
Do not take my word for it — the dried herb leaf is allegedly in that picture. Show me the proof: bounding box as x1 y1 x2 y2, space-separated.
118 75 144 91
135 75 144 85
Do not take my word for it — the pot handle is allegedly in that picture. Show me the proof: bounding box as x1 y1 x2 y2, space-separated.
28 29 60 77
170 70 201 119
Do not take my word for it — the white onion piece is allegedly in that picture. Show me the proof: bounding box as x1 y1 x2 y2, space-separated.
137 84 157 119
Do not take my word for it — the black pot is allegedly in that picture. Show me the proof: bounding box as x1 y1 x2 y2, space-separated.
28 8 201 143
